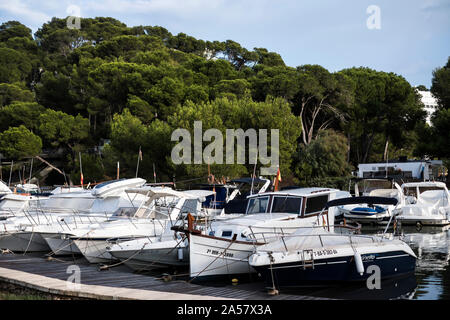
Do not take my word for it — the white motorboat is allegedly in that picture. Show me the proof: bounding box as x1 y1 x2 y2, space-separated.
0 193 49 220
184 187 347 282
249 197 417 288
0 178 147 253
338 178 404 225
396 182 450 226
106 188 215 271
70 187 209 264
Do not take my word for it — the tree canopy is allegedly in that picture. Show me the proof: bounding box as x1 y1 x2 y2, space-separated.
0 17 439 186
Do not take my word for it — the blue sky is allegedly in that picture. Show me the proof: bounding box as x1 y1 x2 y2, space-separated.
1 0 449 87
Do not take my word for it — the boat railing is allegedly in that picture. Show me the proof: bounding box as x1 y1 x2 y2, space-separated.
253 231 388 253
245 224 363 250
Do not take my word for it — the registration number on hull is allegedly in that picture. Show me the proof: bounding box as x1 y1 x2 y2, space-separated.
313 249 338 257
206 248 234 258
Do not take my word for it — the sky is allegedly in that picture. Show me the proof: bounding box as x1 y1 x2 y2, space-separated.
1 0 449 87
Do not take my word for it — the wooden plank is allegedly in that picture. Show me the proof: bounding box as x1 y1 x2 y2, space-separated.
0 255 331 300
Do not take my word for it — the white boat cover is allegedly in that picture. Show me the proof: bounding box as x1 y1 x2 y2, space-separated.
257 227 378 253
0 180 12 194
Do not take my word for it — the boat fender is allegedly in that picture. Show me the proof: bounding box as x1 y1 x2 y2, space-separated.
354 250 364 275
178 247 183 261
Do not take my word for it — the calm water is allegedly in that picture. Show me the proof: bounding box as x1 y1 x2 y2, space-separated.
399 225 450 300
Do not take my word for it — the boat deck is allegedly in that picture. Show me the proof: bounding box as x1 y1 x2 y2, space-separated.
0 254 329 300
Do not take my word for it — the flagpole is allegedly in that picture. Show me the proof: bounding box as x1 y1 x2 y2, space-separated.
153 163 156 183
8 160 13 187
29 158 33 182
79 152 83 188
136 146 141 178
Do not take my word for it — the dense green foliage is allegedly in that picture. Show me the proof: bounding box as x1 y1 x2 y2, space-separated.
417 57 450 161
0 17 443 186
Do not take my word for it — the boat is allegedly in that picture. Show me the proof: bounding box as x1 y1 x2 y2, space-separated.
396 182 450 226
249 196 417 288
196 177 271 217
0 193 49 220
107 188 215 271
0 178 147 253
70 187 212 264
338 178 404 225
183 187 348 282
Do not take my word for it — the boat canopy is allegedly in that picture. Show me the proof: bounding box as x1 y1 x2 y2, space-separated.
229 177 269 185
325 196 398 209
401 181 447 189
125 187 215 202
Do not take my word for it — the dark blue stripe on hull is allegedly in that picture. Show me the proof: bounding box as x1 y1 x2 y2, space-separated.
189 272 259 285
253 251 416 288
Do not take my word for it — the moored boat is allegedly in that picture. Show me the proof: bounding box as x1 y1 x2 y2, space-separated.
249 197 417 289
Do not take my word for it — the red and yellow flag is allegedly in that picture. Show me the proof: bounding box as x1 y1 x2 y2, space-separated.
274 168 282 191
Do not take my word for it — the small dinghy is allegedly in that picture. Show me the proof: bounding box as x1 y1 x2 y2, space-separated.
338 178 403 225
249 196 417 288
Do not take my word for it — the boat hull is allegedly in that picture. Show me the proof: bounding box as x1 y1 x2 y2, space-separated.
44 235 81 255
110 246 189 271
0 231 50 252
252 251 416 288
72 239 117 264
189 234 259 282
396 216 450 226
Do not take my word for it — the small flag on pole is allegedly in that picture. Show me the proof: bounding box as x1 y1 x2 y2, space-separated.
117 162 120 180
274 167 282 191
80 172 84 186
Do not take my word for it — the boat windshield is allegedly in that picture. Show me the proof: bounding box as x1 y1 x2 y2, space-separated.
359 180 393 195
246 196 269 214
271 196 302 214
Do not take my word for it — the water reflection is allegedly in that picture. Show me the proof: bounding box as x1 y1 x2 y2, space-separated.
397 225 450 300
278 275 417 300
279 225 450 300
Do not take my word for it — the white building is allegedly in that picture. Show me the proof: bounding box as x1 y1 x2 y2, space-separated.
357 160 444 181
418 90 438 125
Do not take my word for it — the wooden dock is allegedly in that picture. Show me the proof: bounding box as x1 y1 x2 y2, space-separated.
0 254 328 300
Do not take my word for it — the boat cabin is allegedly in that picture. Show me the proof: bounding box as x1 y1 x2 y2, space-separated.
245 187 340 218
